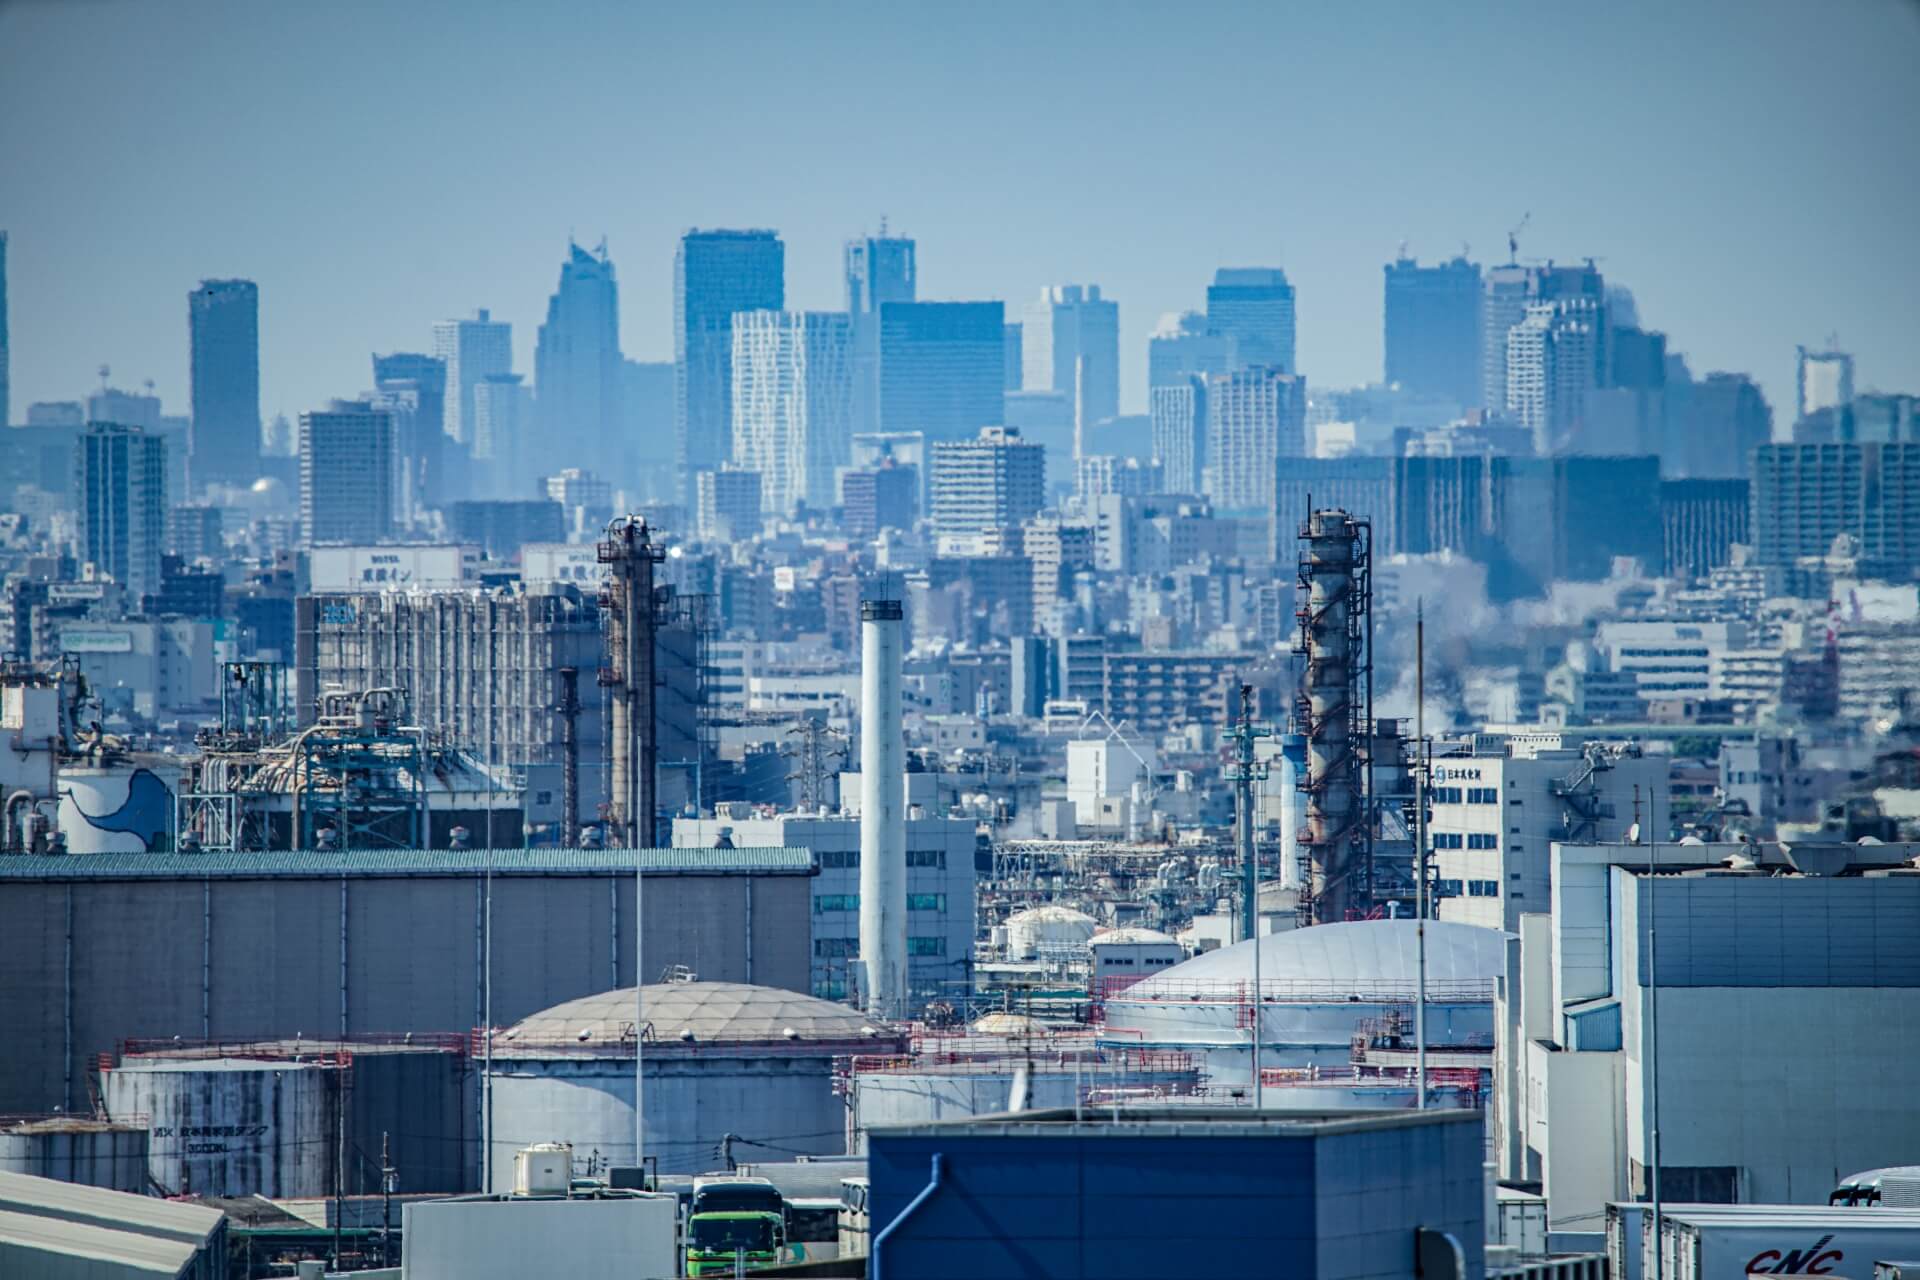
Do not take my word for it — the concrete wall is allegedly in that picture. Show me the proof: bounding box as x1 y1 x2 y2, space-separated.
0 866 811 1114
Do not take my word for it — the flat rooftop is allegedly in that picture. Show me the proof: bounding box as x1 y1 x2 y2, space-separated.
0 847 815 880
873 1105 1479 1140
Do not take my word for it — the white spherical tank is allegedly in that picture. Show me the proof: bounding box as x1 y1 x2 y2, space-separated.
104 1057 336 1197
57 760 181 853
1004 906 1096 960
485 981 907 1186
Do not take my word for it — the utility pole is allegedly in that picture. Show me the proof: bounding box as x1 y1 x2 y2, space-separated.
1415 601 1428 1109
1225 684 1273 1111
380 1131 396 1268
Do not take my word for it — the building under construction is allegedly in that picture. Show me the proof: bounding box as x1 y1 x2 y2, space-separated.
1293 508 1374 924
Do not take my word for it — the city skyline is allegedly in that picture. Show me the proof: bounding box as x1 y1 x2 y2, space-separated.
2 0 1916 427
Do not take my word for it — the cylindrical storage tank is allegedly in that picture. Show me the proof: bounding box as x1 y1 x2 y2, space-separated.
859 599 907 1020
56 760 182 853
487 981 907 1187
0 1119 149 1192
1004 906 1096 961
104 1057 336 1197
849 1060 1201 1143
1098 919 1508 1086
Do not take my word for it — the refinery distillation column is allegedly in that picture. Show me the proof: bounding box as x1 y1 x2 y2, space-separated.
858 598 907 1020
599 517 664 847
1294 508 1372 924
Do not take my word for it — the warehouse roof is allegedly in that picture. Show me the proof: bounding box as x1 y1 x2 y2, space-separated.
499 981 900 1053
0 1206 200 1277
0 847 815 880
0 1169 224 1245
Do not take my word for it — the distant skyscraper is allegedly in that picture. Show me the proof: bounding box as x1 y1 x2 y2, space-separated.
876 301 1005 442
1022 285 1119 429
697 468 764 542
929 426 1046 539
1148 311 1234 390
1206 268 1295 375
1151 376 1207 495
675 229 785 498
1506 297 1602 453
623 358 675 499
0 230 9 428
1752 443 1920 572
371 352 448 518
1002 323 1023 391
1383 255 1481 408
472 370 530 479
1204 368 1305 513
1797 346 1855 421
1672 373 1771 479
300 400 395 545
731 310 852 516
76 422 166 605
535 241 623 471
1482 261 1604 418
433 310 512 448
188 279 261 490
845 230 916 437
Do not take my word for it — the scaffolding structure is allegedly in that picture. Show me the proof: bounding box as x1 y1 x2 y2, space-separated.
1293 508 1374 924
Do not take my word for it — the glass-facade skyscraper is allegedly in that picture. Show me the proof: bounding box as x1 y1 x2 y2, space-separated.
432 309 512 449
876 301 1005 444
1022 285 1119 431
675 229 785 499
535 241 623 474
188 278 261 490
1206 268 1295 375
77 421 167 605
846 231 916 436
1383 255 1481 409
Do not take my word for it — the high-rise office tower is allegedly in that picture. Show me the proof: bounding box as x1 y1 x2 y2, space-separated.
1383 255 1481 408
675 229 785 498
432 309 512 448
1507 297 1602 454
76 422 167 605
1003 324 1024 391
1151 376 1207 495
845 230 916 436
731 310 852 516
1206 268 1295 374
1022 285 1119 429
876 301 1005 443
472 373 530 494
1671 373 1771 479
0 230 9 428
929 426 1046 539
300 400 395 545
1797 346 1855 422
371 352 448 519
1148 311 1234 390
1204 368 1305 513
535 241 623 471
1482 260 1605 417
188 279 261 490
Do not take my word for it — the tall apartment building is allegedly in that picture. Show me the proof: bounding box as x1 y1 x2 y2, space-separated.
1751 442 1920 572
1481 260 1604 418
1148 311 1233 389
675 229 785 495
299 401 394 546
730 310 852 515
1427 738 1667 932
1206 268 1295 374
76 422 167 605
534 241 624 471
929 426 1046 539
1022 516 1096 627
1151 376 1207 495
1506 297 1602 454
432 309 512 448
1022 285 1119 429
845 231 916 436
188 278 261 489
1203 367 1304 513
875 301 1005 443
1383 255 1480 409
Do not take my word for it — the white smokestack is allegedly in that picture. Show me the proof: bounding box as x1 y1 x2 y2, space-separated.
858 598 907 1020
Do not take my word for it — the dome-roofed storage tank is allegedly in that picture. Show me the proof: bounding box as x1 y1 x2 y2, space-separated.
1098 919 1507 1090
486 980 907 1186
1003 905 1096 961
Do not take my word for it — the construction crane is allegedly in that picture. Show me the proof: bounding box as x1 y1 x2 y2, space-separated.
1507 212 1530 264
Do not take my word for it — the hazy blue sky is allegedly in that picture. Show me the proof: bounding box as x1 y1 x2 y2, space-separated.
2 0 1916 425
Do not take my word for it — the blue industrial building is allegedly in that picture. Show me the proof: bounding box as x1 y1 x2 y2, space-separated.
866 1107 1485 1280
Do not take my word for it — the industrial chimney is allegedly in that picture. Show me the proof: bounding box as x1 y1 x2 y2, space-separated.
858 598 907 1021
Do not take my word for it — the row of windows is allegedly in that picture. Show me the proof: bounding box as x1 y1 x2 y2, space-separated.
1434 879 1500 898
815 936 949 958
818 849 950 869
1431 832 1499 850
814 893 947 913
1098 955 1178 968
1431 787 1500 805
